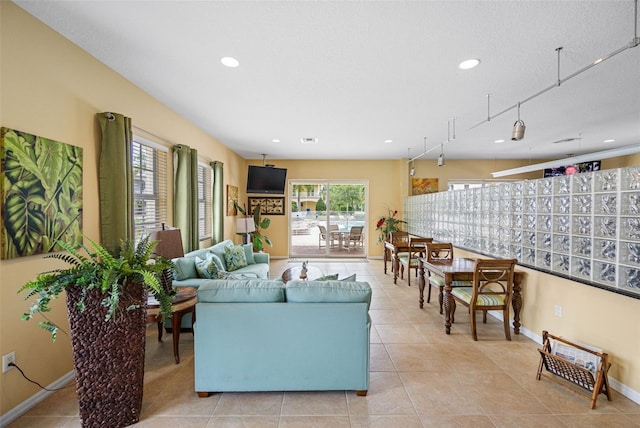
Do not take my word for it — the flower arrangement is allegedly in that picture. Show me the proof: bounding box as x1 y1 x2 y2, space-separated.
376 208 406 243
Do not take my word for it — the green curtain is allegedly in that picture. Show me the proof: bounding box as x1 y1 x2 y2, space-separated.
173 145 199 252
211 161 224 243
97 112 133 254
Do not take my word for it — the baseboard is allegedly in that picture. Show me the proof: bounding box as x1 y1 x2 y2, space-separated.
0 370 75 427
488 312 640 405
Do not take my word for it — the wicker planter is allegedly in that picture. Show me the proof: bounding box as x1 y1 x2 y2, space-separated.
66 281 148 428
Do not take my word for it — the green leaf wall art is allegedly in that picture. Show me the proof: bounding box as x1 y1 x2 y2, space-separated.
1 127 83 259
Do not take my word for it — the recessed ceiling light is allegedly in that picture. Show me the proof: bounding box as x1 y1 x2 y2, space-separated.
494 139 505 144
459 58 480 70
220 56 239 68
603 139 615 143
272 139 280 143
384 139 393 144
301 138 318 144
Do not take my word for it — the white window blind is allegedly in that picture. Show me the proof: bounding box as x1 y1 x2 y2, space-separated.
197 163 212 240
132 139 168 241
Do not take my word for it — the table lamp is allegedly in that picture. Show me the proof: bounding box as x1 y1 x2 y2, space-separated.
237 217 256 245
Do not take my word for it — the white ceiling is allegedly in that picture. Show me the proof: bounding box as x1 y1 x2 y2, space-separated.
14 0 640 161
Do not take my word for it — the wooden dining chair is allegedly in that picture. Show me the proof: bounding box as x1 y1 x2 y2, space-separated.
425 242 472 314
385 231 410 274
450 258 517 341
398 237 432 286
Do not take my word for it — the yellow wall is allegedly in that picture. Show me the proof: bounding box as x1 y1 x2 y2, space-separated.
2 2 639 417
0 3 246 413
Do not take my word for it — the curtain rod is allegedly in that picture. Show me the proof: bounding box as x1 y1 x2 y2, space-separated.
132 125 177 146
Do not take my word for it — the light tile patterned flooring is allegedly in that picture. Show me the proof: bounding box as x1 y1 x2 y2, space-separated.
9 259 640 427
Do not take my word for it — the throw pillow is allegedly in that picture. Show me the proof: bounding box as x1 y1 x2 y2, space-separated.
242 243 256 265
313 273 339 281
194 255 220 279
340 274 357 281
208 252 226 272
173 256 197 280
224 245 248 272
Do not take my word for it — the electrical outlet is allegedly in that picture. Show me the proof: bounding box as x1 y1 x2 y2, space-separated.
2 351 16 373
554 305 563 317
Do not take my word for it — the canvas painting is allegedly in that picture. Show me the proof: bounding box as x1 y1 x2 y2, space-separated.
1 127 83 259
227 184 238 216
412 178 438 195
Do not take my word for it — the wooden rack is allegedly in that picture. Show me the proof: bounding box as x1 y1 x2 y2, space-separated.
536 330 611 409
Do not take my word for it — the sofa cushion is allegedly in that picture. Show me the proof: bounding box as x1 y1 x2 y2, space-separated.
242 243 256 265
285 280 372 308
225 245 248 271
173 256 197 281
341 274 357 281
197 279 285 303
195 255 221 279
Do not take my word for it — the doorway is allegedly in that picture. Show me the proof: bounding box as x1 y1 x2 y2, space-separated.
289 181 366 258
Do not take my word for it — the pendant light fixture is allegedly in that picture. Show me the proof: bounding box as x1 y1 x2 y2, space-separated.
438 143 445 167
511 102 526 141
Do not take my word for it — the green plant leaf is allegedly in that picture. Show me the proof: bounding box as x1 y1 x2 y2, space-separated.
4 187 47 256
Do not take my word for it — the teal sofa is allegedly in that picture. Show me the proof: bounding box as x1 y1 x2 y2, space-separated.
194 279 371 396
171 239 270 287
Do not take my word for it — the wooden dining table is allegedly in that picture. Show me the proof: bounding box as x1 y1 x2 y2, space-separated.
418 257 524 335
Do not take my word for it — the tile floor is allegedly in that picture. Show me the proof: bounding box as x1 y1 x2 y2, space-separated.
8 259 640 427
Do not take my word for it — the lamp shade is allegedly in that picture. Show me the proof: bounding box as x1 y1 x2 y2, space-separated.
237 217 256 234
149 228 184 259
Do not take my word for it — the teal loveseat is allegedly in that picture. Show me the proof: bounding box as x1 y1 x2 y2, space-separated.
194 279 371 396
171 239 270 287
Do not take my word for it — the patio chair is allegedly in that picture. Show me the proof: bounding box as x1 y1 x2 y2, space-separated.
345 226 364 251
318 225 335 248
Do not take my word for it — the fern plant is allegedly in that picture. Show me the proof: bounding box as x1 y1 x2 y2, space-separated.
19 236 174 341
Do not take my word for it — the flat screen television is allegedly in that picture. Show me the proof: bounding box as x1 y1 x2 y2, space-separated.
247 165 287 194
543 161 601 177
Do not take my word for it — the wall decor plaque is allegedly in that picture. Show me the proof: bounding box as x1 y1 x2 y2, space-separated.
248 197 285 215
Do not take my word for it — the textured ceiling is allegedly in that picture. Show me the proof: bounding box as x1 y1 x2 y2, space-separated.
15 0 640 161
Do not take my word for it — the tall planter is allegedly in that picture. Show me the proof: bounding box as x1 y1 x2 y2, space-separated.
66 281 148 428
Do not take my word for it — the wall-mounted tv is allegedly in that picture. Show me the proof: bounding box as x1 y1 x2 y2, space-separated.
543 161 601 177
247 165 287 194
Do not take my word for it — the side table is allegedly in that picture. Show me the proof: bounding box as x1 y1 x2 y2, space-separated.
147 287 197 364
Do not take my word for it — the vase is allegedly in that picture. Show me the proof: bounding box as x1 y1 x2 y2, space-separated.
66 281 147 427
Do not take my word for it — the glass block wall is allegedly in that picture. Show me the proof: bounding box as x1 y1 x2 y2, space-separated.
404 166 640 299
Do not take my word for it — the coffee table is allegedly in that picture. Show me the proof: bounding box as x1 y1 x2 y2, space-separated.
281 265 323 283
147 287 197 364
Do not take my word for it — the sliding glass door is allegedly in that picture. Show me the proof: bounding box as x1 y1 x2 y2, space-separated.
289 180 366 258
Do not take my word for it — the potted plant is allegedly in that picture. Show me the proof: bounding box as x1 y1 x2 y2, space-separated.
235 202 273 252
19 236 174 428
375 208 407 243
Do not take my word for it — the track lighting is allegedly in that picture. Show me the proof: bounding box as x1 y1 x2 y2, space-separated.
511 102 525 141
408 148 416 176
438 143 445 167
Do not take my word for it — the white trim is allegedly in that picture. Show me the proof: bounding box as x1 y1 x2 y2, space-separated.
132 134 169 152
0 371 75 427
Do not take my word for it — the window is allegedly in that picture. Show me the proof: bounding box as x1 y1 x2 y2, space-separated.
132 138 168 241
197 163 212 240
